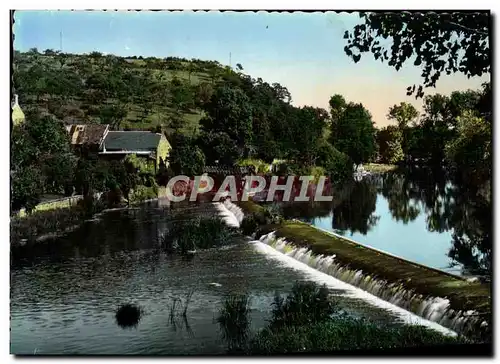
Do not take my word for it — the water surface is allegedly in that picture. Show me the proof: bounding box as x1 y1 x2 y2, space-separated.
281 168 491 278
11 202 421 355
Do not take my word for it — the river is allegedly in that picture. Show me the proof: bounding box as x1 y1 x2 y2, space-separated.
11 199 456 355
280 167 491 279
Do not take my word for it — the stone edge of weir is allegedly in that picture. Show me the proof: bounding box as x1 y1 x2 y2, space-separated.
230 198 491 337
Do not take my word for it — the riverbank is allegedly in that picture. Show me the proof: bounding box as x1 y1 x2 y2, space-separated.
363 163 398 173
216 282 486 354
10 186 170 245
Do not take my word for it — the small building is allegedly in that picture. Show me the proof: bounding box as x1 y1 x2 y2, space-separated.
99 131 171 171
11 94 25 126
66 124 110 154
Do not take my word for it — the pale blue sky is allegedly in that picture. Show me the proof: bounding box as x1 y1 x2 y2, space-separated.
13 10 489 126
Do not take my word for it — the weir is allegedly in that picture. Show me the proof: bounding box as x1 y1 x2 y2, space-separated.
219 199 490 338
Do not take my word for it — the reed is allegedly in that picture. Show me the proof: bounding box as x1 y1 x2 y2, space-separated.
216 294 252 353
160 216 239 254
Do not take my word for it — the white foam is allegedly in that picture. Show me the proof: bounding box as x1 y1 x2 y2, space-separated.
249 240 457 337
214 202 240 228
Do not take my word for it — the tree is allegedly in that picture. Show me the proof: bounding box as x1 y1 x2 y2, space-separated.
97 104 128 129
445 110 491 187
287 106 327 166
168 133 206 175
387 102 419 129
328 94 347 119
195 82 214 107
198 131 241 165
11 167 44 213
387 102 419 159
316 141 352 183
376 126 404 164
24 113 71 156
344 12 490 98
330 102 376 167
42 152 77 195
200 86 253 157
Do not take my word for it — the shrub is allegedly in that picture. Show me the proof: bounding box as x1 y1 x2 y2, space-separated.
161 216 238 253
128 185 158 204
236 159 271 174
240 214 260 235
269 281 336 329
316 142 352 183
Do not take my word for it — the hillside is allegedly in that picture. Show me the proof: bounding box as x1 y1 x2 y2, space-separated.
13 50 235 135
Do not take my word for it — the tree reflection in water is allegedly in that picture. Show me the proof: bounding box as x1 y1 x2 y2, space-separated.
380 167 491 279
330 181 380 236
279 167 491 279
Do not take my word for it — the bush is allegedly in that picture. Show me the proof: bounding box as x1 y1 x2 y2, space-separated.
236 159 271 174
161 216 238 253
240 214 260 235
128 185 158 204
316 142 352 183
269 281 336 329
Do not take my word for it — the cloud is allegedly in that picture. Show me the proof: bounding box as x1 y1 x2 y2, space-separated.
125 45 130 51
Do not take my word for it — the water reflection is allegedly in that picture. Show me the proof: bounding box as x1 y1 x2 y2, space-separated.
331 182 380 235
283 168 491 279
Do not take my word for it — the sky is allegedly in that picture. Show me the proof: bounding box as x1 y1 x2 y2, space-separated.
13 10 490 127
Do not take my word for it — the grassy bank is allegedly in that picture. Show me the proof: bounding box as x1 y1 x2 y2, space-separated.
16 195 84 218
10 198 106 245
363 163 398 173
256 221 490 319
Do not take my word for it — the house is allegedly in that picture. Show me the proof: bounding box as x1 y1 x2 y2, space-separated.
99 131 171 171
66 124 110 154
11 94 25 126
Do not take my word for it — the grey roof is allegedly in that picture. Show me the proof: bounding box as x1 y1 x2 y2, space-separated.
102 131 162 152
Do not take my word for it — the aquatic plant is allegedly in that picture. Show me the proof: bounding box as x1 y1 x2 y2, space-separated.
115 303 142 328
240 214 260 236
249 318 464 354
269 281 336 329
216 294 252 353
214 281 464 354
160 216 239 254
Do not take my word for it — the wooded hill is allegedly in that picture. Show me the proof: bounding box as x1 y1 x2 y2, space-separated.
13 49 236 135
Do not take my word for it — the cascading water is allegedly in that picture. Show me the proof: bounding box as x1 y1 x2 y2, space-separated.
213 200 244 228
256 231 487 337
215 201 487 337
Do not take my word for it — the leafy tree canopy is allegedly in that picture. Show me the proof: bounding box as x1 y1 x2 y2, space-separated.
344 12 490 97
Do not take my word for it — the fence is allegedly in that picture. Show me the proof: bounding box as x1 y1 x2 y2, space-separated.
202 165 251 175
15 193 105 218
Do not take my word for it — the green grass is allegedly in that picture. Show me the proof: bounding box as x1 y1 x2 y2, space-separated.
250 319 463 354
363 163 398 173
